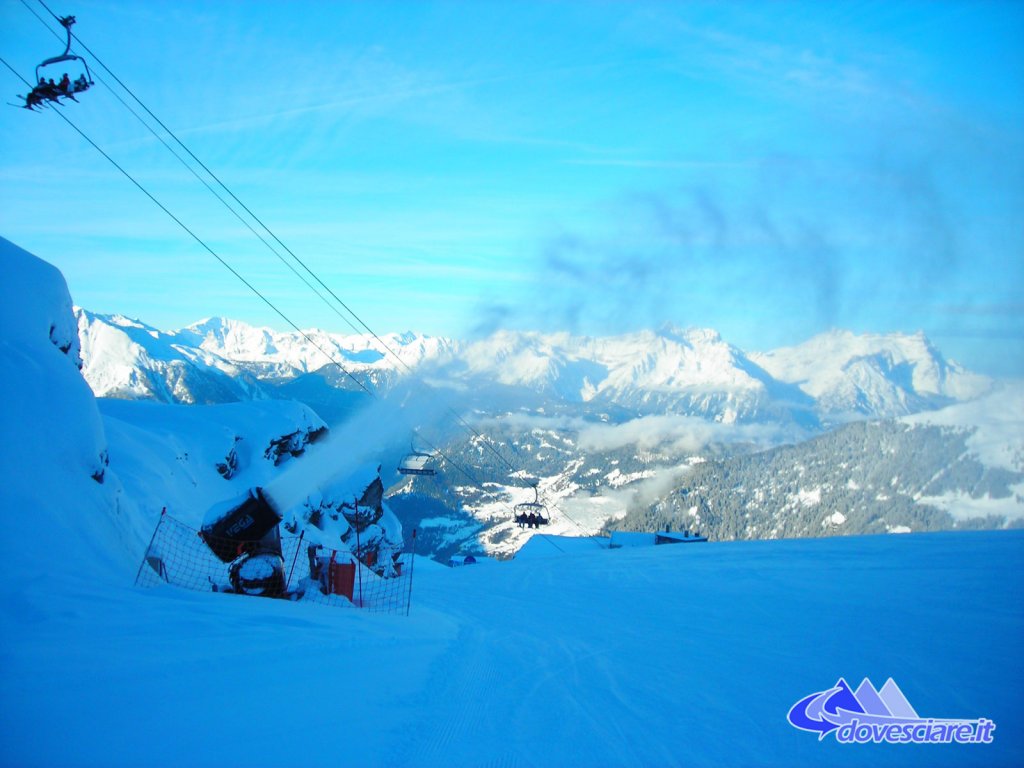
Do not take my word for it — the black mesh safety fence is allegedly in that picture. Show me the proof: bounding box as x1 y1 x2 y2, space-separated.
135 511 416 615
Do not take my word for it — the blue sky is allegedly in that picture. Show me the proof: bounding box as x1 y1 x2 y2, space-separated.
1 0 1022 374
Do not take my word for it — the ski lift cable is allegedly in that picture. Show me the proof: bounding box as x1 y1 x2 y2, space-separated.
30 1 536 494
19 5 391 402
29 4 374 359
18 0 61 44
39 102 377 399
93 92 367 339
20 0 368 340
0 54 33 89
36 0 375 340
22 5 602 541
4 53 538 535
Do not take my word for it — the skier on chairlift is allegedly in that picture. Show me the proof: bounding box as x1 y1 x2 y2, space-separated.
15 14 93 110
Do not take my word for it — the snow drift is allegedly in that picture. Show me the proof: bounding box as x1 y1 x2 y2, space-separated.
0 235 131 582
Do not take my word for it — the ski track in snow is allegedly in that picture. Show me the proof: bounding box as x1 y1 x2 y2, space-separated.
4 528 1024 767
384 531 1024 767
395 568 664 768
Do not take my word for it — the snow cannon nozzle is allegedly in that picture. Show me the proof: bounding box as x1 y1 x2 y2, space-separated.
200 486 284 563
255 486 284 516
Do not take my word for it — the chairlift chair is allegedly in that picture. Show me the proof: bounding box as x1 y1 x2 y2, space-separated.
513 485 549 528
397 440 437 477
21 15 94 110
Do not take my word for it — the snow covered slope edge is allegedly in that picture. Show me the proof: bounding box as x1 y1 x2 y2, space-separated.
0 236 130 582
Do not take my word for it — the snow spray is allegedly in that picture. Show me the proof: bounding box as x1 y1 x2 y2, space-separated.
262 378 454 514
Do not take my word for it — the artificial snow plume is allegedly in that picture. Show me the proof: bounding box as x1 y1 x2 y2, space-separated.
268 458 385 516
266 377 453 513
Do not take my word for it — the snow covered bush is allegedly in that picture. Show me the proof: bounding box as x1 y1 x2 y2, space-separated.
284 465 404 577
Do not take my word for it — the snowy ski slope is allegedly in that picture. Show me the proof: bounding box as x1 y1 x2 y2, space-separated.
2 531 1021 767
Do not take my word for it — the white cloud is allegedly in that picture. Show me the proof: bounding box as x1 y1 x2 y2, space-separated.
577 413 780 453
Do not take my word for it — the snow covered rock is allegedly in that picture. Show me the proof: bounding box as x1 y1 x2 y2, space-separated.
100 398 329 532
0 237 131 581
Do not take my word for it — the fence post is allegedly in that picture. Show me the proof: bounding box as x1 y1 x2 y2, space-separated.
405 528 417 617
285 530 304 594
354 500 364 608
134 506 167 587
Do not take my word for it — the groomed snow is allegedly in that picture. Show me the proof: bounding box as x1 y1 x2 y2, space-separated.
3 532 1022 767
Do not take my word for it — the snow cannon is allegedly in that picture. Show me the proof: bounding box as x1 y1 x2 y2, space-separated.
200 487 283 564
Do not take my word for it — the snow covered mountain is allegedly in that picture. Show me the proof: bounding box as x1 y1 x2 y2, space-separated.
613 381 1024 542
77 310 271 404
75 314 986 429
184 316 453 380
37 276 1005 563
76 309 454 404
448 326 816 425
750 329 990 421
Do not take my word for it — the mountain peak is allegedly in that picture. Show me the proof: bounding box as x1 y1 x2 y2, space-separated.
750 329 990 420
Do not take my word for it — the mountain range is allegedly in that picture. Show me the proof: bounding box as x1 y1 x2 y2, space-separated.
76 309 990 429
69 308 1019 559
